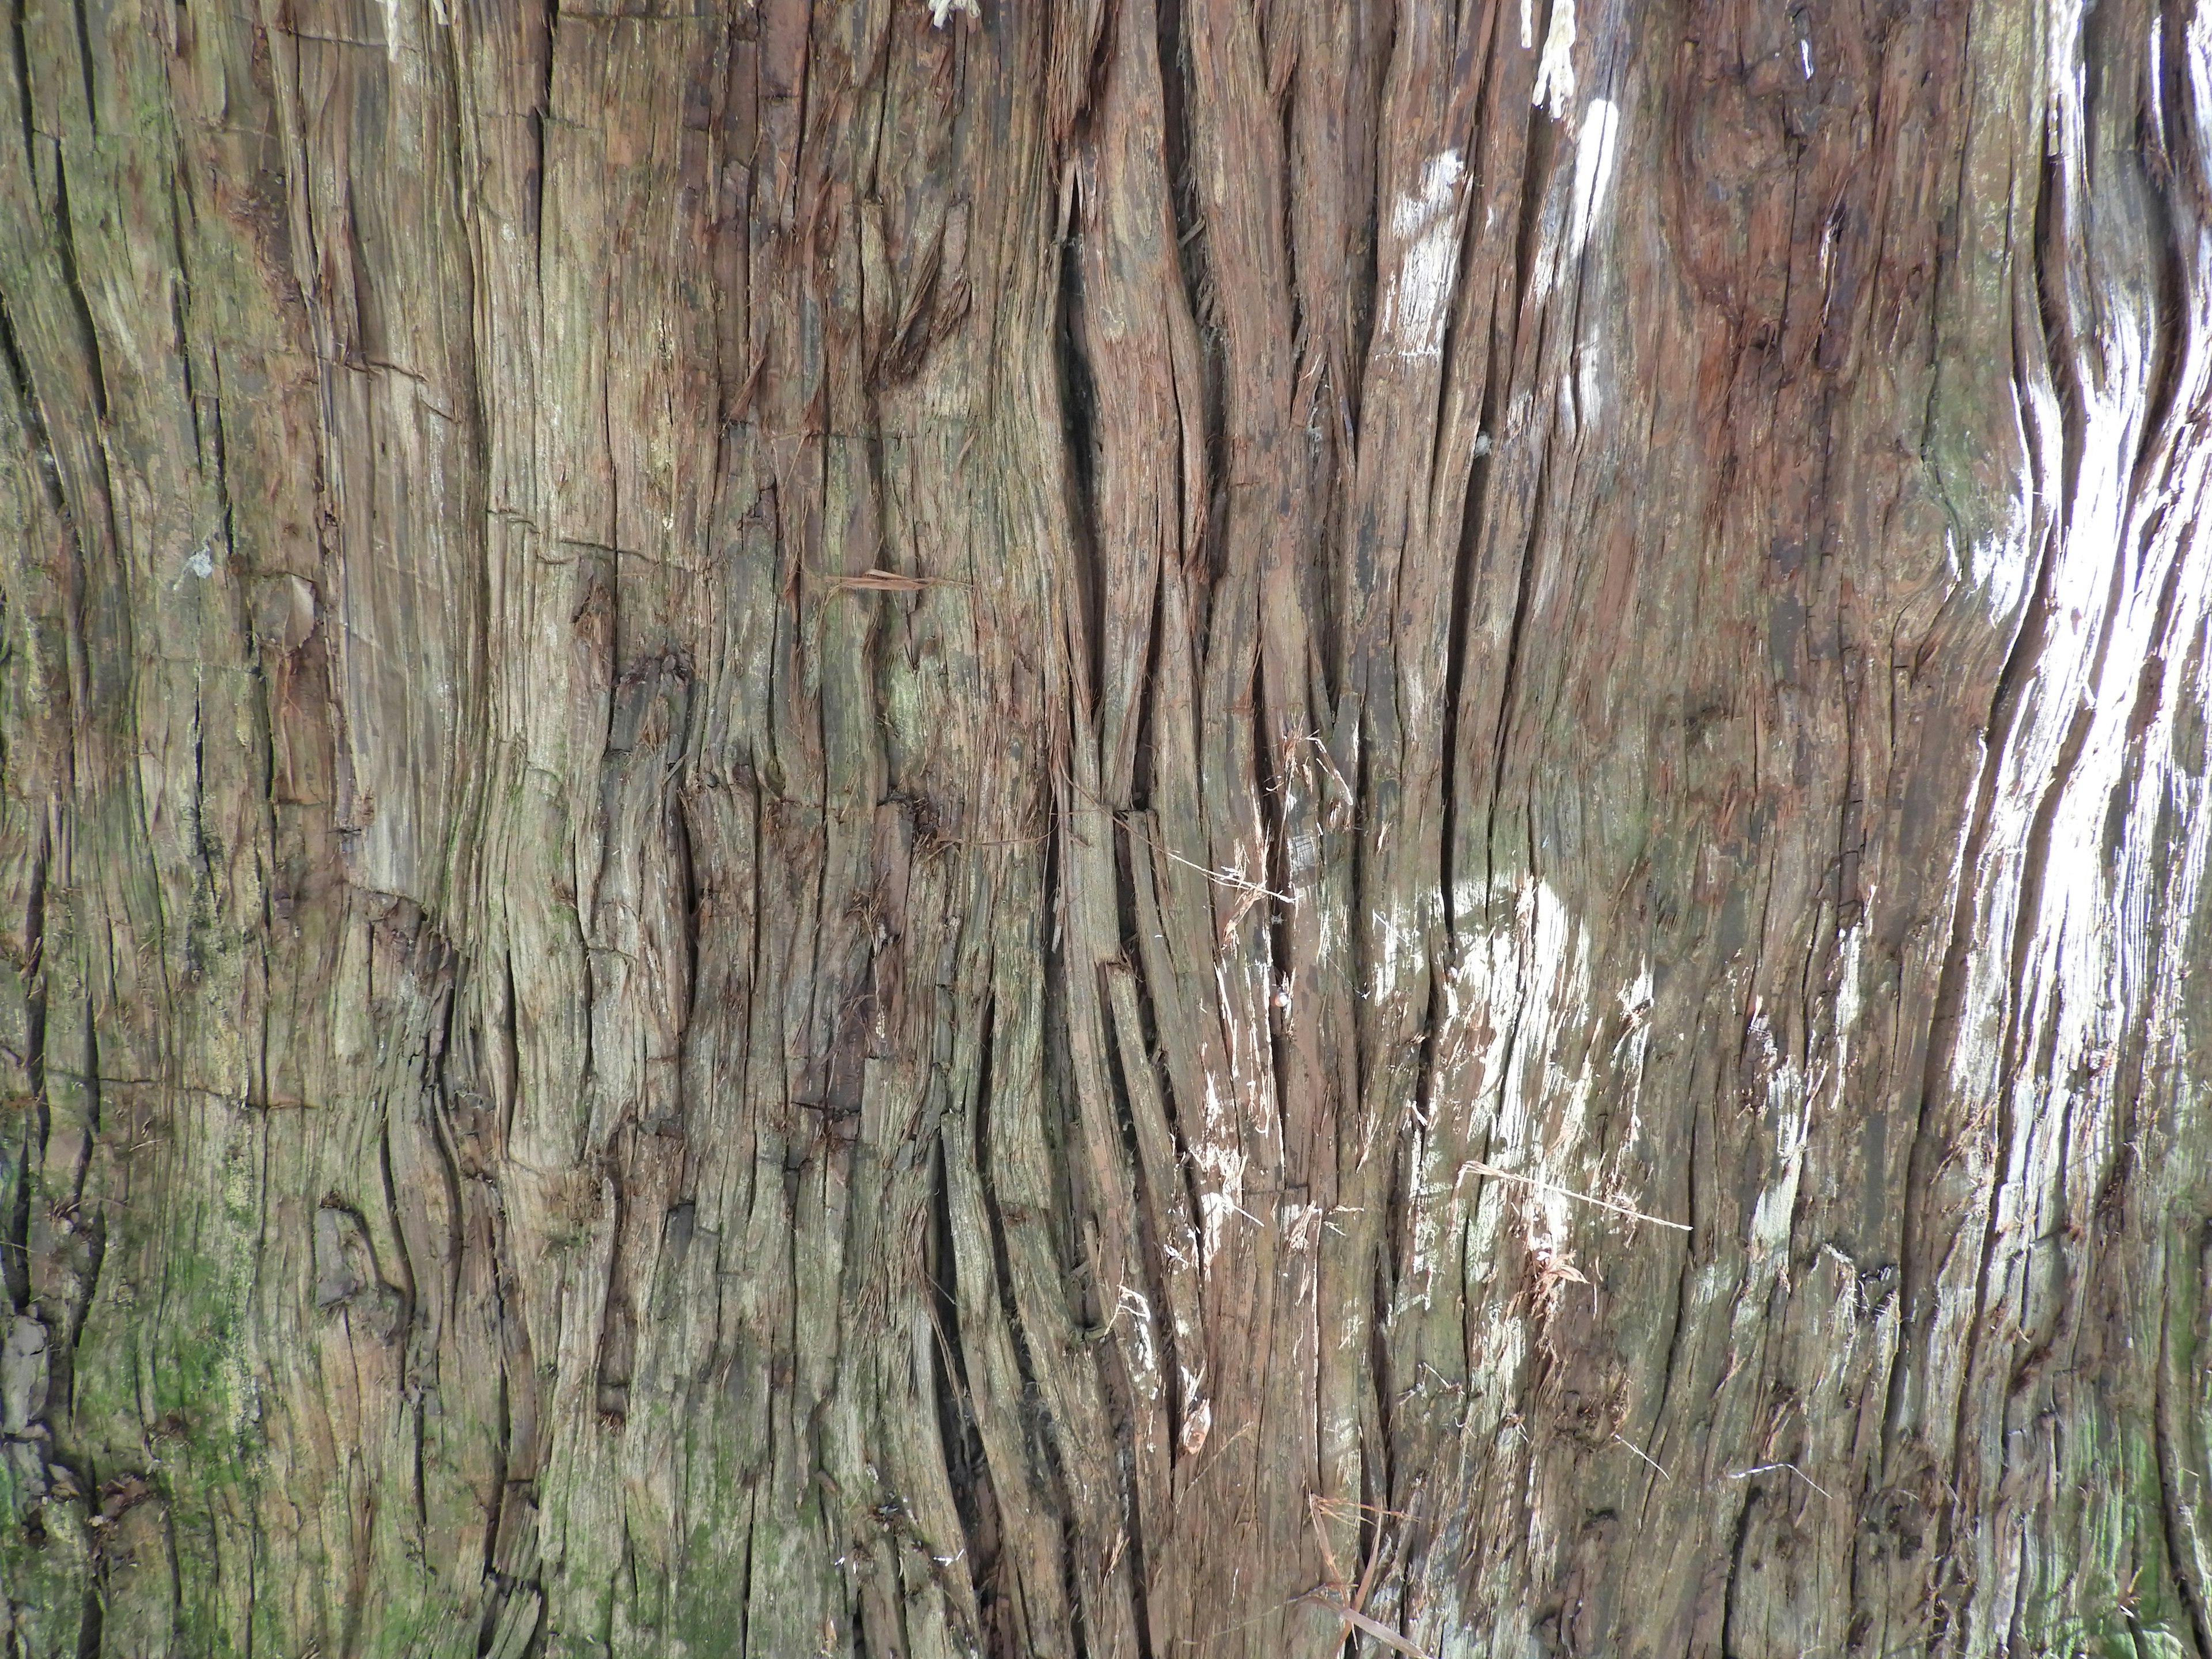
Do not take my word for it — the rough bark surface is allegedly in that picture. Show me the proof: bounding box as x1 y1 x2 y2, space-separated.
2 0 2210 1654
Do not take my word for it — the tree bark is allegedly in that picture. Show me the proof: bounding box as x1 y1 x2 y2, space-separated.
2 0 2210 1655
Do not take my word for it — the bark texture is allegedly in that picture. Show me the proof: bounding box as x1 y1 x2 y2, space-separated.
2 0 2211 1654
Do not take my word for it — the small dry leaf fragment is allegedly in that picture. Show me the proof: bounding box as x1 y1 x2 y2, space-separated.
1179 1395 1212 1456
836 569 936 592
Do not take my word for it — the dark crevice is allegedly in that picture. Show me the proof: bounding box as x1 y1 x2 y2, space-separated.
377 1084 421 1348
2118 10 2191 503
427 1005 471 1315
71 1574 101 1659
1832 639 1867 950
501 949 522 1146
1944 654 2084 1560
985 884 1098 1659
1880 506 2058 1470
47 1009 103 1434
1995 687 2097 1052
1342 7 1398 388
1278 70 1300 380
1120 813 1203 1269
1156 0 1225 620
169 167 203 474
929 1132 1013 1658
968 995 1050 1607
1717 1484 1758 1659
1056 203 1104 718
71 1000 97 1152
1309 360 1350 702
3 1112 32 1316
1094 985 1177 1652
1883 112 2082 1484
1126 547 1166 812
671 793 701 1120
592 1138 632 1424
2153 1224 2212 1659
1118 836 1204 1334
50 154 110 425
189 689 210 887
1424 11 1495 505
1404 961 1445 1176
534 2 556 265
1510 104 1556 321
1344 685 1376 1086
1253 647 1294 1149
9 0 32 160
244 1521 261 1659
1365 1243 1396 1522
0 287 91 772
2 817 46 1316
0 285 76 525
480 1316 512 1605
1634 1097 1699 1520
1075 1080 1161 1659
60 1190 103 1372
1096 964 1179 1434
69 0 93 135
1040 817 1082 1298
734 1478 754 1659
169 1495 192 1659
1033 802 1097 1659
2031 150 2083 549
1482 460 1548 897
1437 388 1495 937
1156 0 1202 327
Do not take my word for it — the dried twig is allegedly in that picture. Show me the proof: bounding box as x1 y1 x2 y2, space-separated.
1153 842 1295 906
1295 1592 1441 1659
1460 1161 1691 1233
829 568 970 595
1611 1433 1672 1481
1308 1495 1414 1524
1302 1494 1435 1659
1728 1462 1833 1500
1111 810 1296 935
1306 1493 1347 1588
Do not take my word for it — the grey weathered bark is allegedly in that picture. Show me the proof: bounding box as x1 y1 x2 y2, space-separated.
2 0 2210 1654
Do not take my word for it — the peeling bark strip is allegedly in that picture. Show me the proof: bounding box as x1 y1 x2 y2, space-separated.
1 0 2211 1654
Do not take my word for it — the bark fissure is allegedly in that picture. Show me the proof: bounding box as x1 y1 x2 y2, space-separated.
6 0 29 162
2154 1224 2212 1659
1883 507 2056 1468
43 158 106 431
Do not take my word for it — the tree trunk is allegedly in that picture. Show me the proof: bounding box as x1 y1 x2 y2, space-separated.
2 0 2210 1654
